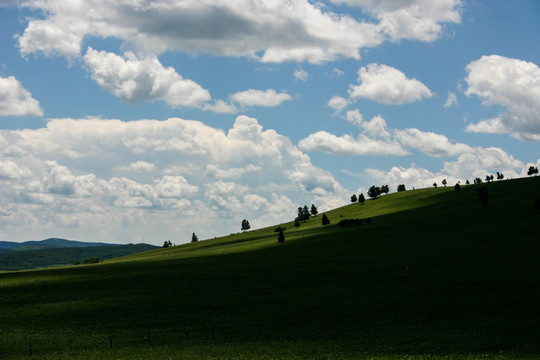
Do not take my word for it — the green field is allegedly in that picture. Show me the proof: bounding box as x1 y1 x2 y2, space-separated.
1 177 539 359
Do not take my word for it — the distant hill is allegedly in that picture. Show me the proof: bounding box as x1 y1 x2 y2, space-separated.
0 238 157 271
0 238 121 251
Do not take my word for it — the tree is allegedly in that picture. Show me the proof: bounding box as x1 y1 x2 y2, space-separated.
294 218 300 228
381 184 389 195
302 205 311 221
241 219 251 231
496 172 504 180
358 193 365 204
310 204 318 217
474 177 482 184
191 232 198 243
442 179 447 187
397 184 406 192
466 180 470 185
350 194 358 203
367 185 381 199
163 240 172 248
485 175 494 183
477 186 488 207
277 229 285 243
433 182 437 188
528 166 538 176
321 213 330 225
454 183 461 192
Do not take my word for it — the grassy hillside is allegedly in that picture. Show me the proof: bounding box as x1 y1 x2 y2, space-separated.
0 244 158 271
0 177 539 359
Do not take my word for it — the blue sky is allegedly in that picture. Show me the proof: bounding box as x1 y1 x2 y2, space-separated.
1 0 539 245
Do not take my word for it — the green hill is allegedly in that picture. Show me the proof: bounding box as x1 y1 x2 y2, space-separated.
0 243 158 271
0 177 539 359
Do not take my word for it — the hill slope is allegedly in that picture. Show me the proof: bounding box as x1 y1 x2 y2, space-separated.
0 177 539 359
0 243 157 271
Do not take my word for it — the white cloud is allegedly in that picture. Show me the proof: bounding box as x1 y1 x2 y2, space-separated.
294 68 309 82
0 115 345 243
298 132 408 156
84 48 211 108
229 89 292 107
348 63 433 105
330 0 462 42
394 128 472 157
444 92 458 108
328 95 350 113
0 76 43 116
464 55 540 141
119 161 157 173
17 0 461 64
202 100 237 114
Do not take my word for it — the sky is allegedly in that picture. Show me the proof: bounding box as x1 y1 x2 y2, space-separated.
0 0 539 245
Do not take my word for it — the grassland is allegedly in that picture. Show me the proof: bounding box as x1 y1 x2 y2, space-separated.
0 177 539 359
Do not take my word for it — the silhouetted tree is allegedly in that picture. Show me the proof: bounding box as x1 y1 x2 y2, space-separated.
241 219 251 231
485 175 494 183
442 179 447 187
191 233 198 243
477 186 488 207
474 177 482 184
358 193 366 204
368 185 381 199
454 183 461 192
302 205 310 221
277 229 285 243
496 172 504 180
397 184 406 192
528 166 538 176
163 240 172 248
350 194 358 203
381 184 389 194
433 182 437 188
321 213 330 225
310 204 318 217
466 179 470 185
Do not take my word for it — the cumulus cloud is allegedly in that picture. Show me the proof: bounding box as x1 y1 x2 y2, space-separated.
348 63 433 105
328 95 350 113
330 0 462 42
0 115 345 243
84 48 211 108
394 128 472 157
229 89 292 107
464 55 540 141
0 76 43 116
17 0 461 63
299 112 408 156
444 92 458 108
294 68 309 82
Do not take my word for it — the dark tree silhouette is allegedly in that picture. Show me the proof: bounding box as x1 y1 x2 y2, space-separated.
277 229 285 243
477 186 489 207
433 182 437 188
496 172 504 180
368 185 381 199
442 179 447 187
321 213 330 225
474 177 482 184
163 240 172 248
381 184 389 194
241 219 251 231
310 204 318 217
350 194 358 203
397 184 406 192
358 193 366 204
528 166 538 176
191 233 198 243
454 183 461 192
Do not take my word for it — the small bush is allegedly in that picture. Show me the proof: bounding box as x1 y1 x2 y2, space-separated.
83 257 100 264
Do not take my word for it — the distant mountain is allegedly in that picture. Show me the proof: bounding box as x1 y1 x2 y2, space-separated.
0 238 122 251
0 243 158 271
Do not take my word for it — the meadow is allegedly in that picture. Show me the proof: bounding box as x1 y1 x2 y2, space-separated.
1 177 539 359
